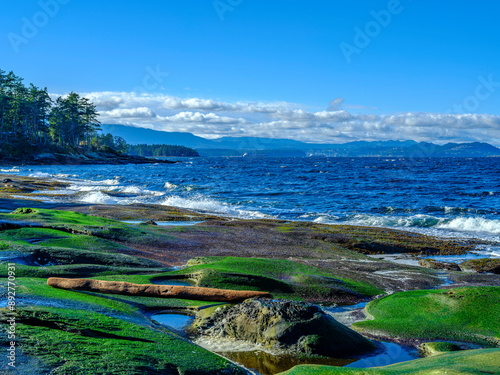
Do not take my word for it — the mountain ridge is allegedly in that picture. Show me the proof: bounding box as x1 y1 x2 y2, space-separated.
101 124 500 157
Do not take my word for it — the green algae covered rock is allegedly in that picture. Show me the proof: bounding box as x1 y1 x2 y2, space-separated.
193 298 375 357
353 286 500 347
418 341 462 357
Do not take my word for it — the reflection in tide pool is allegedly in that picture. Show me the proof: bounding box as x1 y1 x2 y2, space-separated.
151 278 193 286
151 313 194 331
121 220 203 226
219 351 355 375
346 341 417 368
219 340 418 375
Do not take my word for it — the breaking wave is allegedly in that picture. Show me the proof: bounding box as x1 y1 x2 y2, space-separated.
161 194 271 219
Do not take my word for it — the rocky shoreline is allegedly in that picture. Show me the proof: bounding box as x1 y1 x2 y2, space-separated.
0 151 176 165
0 173 499 374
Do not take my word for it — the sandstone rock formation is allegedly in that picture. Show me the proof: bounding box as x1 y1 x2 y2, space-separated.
193 298 375 357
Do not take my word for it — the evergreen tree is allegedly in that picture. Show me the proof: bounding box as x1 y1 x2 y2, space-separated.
0 69 116 158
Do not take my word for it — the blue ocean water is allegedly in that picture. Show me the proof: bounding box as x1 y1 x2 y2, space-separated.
2 157 500 245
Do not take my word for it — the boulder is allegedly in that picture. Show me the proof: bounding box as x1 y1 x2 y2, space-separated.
418 259 461 271
193 298 375 357
141 219 158 225
47 277 272 302
459 259 500 274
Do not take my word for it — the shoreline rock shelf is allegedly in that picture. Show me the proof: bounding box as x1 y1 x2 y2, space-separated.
47 277 273 302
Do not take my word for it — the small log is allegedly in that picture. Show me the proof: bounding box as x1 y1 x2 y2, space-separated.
47 277 272 303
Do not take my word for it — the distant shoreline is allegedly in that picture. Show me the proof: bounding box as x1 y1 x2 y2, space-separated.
0 151 177 166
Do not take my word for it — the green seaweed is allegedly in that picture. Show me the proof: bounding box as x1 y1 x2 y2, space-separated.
167 256 383 301
1 306 245 374
353 286 500 346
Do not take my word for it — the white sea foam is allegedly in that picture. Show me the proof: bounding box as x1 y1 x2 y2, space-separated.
29 172 51 178
164 182 178 190
117 185 163 196
345 213 500 235
77 191 119 205
313 216 331 223
346 213 446 228
161 194 270 219
436 217 500 234
96 178 121 186
50 173 77 178
1 167 20 173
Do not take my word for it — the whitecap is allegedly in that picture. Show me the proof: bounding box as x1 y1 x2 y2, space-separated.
1 167 20 173
164 182 178 190
76 191 119 205
437 217 500 234
313 216 332 224
29 172 51 178
161 194 271 219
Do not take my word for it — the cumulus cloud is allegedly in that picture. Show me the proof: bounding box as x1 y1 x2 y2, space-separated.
103 107 156 118
79 91 500 145
158 111 246 125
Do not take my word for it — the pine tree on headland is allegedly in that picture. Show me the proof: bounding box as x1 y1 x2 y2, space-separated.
0 69 125 157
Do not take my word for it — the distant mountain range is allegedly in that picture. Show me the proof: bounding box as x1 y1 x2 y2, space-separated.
101 124 500 157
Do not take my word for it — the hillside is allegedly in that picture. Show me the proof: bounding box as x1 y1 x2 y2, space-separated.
100 124 500 157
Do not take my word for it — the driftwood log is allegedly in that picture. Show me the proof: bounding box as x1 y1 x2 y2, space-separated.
47 277 272 303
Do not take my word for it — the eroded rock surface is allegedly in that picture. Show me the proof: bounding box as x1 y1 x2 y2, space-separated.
460 259 500 274
193 298 375 357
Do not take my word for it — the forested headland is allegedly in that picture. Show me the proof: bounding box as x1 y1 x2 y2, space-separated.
0 70 196 163
0 69 132 159
128 144 199 157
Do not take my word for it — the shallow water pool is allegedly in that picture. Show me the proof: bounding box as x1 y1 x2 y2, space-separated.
151 313 194 331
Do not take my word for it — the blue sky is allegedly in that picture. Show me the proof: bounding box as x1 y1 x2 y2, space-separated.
2 1 500 144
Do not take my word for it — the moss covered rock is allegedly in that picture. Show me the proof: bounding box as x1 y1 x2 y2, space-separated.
193 298 375 357
353 286 500 346
418 341 462 356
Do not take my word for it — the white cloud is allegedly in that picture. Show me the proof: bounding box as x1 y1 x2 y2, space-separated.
103 107 156 118
77 91 500 145
158 111 246 125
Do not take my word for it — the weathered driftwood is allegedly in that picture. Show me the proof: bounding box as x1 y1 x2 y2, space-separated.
47 277 272 302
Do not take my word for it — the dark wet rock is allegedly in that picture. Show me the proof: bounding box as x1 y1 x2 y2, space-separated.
1 151 176 165
2 178 13 183
141 219 158 225
193 298 375 357
418 259 461 271
16 207 37 214
446 272 500 288
34 153 57 161
0 220 26 230
460 259 500 274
